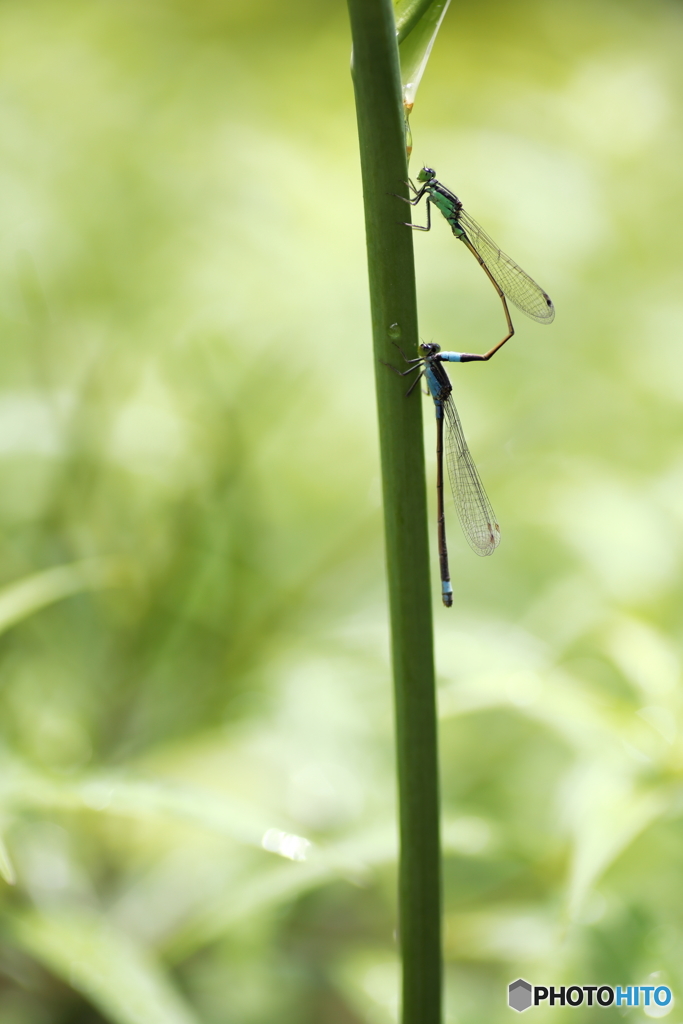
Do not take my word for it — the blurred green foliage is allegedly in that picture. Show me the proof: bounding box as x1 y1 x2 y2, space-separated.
0 0 682 1021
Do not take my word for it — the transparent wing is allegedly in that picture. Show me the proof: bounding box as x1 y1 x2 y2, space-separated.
458 208 555 323
444 395 500 556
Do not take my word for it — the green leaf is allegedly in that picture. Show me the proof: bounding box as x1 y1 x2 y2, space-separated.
9 908 200 1024
394 0 435 42
0 830 16 885
0 558 131 636
396 0 451 110
165 859 334 962
0 760 298 850
564 767 668 920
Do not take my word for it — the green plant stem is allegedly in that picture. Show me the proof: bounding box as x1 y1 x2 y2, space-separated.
346 1 442 1021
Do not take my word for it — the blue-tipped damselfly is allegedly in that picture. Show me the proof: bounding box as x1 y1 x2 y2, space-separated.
387 342 500 607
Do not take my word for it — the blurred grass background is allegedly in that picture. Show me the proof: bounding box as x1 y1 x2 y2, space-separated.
0 0 682 1021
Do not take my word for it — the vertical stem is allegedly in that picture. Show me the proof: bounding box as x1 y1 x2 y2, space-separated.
346 2 442 1022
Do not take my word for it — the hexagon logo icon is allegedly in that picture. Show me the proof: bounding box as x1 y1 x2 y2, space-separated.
508 978 533 1012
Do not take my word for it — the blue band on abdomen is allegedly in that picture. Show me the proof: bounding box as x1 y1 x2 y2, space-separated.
424 366 441 401
439 352 462 362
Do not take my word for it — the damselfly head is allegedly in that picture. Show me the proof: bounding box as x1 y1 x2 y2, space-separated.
419 342 440 356
417 166 436 183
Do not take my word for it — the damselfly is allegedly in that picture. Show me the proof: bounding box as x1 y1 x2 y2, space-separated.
388 342 500 607
398 167 555 359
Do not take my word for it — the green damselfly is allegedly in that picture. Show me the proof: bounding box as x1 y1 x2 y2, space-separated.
399 167 555 359
388 342 500 607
